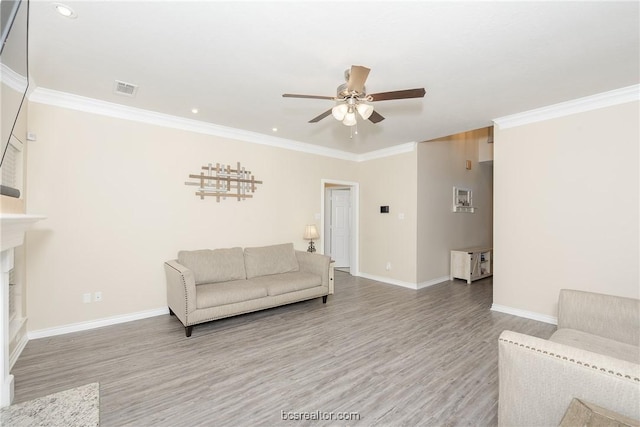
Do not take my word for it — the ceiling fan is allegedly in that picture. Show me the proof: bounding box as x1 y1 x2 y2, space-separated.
282 65 426 127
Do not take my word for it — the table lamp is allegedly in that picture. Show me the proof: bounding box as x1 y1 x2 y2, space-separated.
303 224 319 253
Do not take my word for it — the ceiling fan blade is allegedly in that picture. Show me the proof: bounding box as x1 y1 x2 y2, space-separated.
368 110 385 123
282 94 335 100
369 88 426 102
309 109 333 123
347 65 370 93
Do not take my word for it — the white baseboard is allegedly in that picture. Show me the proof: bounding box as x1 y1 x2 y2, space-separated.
358 273 448 290
417 276 450 289
9 334 28 370
27 307 169 340
358 273 418 289
491 303 557 325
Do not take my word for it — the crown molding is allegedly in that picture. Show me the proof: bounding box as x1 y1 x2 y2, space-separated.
354 141 417 162
0 63 28 93
494 84 640 130
28 87 416 162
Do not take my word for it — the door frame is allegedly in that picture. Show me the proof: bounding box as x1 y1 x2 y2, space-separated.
320 179 359 276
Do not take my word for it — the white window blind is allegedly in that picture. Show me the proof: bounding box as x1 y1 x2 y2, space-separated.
1 143 18 188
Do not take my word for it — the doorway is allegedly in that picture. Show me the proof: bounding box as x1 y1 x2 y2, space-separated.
321 180 359 276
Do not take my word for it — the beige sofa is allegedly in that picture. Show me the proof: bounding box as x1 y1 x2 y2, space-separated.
164 243 333 337
498 289 640 426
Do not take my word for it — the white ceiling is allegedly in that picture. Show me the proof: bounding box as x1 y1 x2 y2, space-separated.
28 1 640 154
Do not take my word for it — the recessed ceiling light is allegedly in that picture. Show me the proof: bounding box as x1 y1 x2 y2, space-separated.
191 108 199 114
53 3 77 19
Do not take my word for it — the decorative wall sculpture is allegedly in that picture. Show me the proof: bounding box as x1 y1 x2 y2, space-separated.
185 162 263 202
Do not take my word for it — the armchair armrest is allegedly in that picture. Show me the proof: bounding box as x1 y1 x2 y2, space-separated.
295 251 331 290
498 330 640 427
164 260 197 326
558 289 640 346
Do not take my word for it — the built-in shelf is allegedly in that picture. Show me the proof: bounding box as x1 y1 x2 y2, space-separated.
0 213 45 407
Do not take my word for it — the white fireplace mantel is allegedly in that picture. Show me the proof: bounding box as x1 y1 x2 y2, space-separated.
1 214 46 251
1 213 45 407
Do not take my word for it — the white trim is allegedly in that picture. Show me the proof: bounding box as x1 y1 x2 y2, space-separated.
494 84 640 130
358 272 420 290
0 63 28 93
29 87 356 161
0 214 47 252
491 303 557 325
355 142 417 162
28 87 418 162
9 334 27 370
27 307 169 340
416 276 450 289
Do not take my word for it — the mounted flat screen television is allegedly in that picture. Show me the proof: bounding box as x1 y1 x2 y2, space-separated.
1 0 29 169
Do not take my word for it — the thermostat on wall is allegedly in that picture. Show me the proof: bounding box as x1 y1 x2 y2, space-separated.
380 206 389 213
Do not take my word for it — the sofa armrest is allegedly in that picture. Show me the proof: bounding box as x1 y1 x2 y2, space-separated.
558 289 640 346
295 251 331 289
164 260 197 325
498 330 640 427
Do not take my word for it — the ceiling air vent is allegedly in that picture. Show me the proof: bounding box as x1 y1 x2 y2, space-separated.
113 80 138 97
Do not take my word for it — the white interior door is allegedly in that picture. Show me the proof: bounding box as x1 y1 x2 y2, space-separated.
330 189 351 268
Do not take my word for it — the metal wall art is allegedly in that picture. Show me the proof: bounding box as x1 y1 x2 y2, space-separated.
185 162 263 202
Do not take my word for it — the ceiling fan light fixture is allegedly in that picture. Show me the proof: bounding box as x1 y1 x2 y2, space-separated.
343 111 357 126
332 103 348 121
282 65 426 130
356 103 374 120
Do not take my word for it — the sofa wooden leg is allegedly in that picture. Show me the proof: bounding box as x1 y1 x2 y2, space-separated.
322 295 328 304
169 308 175 316
185 326 193 337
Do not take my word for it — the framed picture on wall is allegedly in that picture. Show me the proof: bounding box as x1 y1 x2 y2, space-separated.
453 186 475 213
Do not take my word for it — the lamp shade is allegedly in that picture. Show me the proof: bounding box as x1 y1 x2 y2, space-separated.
303 224 319 240
356 103 374 120
342 110 357 126
332 103 348 121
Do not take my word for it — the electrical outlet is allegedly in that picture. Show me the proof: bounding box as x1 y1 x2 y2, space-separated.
386 262 391 271
94 291 102 302
83 293 91 303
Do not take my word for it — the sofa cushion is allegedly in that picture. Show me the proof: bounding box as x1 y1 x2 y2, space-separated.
247 271 322 296
196 280 268 308
550 328 640 364
178 247 246 285
243 243 299 279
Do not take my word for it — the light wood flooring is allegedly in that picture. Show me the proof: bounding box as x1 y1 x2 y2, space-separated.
12 272 556 426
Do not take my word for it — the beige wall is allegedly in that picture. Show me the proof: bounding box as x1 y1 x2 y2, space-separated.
357 151 418 284
24 102 357 331
417 129 494 284
493 101 639 319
